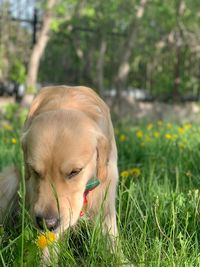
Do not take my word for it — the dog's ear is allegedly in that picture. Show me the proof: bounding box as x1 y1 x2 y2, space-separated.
96 135 110 182
23 91 46 131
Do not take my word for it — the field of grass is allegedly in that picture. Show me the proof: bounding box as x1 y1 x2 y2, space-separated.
0 104 199 267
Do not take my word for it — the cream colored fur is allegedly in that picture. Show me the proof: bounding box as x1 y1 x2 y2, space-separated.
0 166 19 223
1 86 119 263
21 85 119 237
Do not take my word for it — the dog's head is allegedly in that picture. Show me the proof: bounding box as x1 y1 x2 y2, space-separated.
21 110 110 233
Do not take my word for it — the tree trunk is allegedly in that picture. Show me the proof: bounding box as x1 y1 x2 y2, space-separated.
26 0 57 91
173 43 181 101
114 0 148 95
173 0 185 101
96 39 107 96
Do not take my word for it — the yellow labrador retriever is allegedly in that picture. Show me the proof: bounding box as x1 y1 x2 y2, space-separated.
0 86 118 257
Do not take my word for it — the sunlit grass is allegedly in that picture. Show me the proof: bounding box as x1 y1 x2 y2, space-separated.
0 107 199 266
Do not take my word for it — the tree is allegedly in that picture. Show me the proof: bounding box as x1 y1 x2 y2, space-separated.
26 0 200 101
26 0 57 91
114 0 148 95
0 1 30 82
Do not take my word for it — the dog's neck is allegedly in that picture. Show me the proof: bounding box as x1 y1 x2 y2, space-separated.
80 177 100 217
85 176 100 191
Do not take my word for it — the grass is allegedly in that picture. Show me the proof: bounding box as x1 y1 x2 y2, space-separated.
0 104 199 266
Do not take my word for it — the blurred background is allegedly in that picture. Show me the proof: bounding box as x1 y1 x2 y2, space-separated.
0 0 200 122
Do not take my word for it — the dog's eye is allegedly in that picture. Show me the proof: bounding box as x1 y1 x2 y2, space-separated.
67 168 82 179
32 168 41 178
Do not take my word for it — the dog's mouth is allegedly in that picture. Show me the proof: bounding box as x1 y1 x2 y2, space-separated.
35 215 60 232
34 212 80 233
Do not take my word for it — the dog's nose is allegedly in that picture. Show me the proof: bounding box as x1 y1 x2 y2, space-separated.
36 215 60 231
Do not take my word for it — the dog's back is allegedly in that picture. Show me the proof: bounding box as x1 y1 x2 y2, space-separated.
0 166 19 224
24 86 114 140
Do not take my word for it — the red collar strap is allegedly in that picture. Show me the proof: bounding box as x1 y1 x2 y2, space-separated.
80 177 100 217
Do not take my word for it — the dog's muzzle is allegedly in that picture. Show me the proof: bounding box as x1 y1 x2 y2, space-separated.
36 215 60 231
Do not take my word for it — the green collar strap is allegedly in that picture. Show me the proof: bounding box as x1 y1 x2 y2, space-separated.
85 176 100 191
80 176 100 217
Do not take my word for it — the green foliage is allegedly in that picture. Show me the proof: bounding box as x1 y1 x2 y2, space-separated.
38 0 200 99
9 59 26 84
1 0 200 98
3 103 28 129
0 119 199 266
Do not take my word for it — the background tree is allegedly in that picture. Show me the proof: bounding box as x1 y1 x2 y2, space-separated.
0 1 30 83
0 0 200 101
26 0 57 91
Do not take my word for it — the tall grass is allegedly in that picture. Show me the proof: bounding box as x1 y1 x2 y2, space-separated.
0 108 199 266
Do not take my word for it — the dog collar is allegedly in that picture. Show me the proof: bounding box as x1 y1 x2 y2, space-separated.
80 176 100 217
85 176 100 191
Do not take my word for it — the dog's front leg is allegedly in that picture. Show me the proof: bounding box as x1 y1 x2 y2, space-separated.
88 164 133 266
101 186 134 267
88 162 119 247
40 245 59 267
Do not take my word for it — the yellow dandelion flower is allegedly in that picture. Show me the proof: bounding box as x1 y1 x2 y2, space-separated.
119 134 126 142
120 170 129 178
147 123 153 130
3 124 13 131
153 132 160 138
37 235 47 249
165 133 172 140
184 123 192 130
136 130 143 138
11 138 17 144
157 120 163 126
130 168 141 177
166 123 172 129
178 127 185 134
36 232 56 249
165 133 177 140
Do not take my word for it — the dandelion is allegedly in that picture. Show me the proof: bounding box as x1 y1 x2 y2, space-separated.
147 123 153 130
3 123 13 131
157 120 163 126
165 133 177 140
36 232 56 249
153 132 160 138
11 138 17 144
184 123 192 130
178 127 185 134
120 170 129 178
130 168 141 177
167 123 172 129
136 130 143 138
119 134 126 142
165 133 173 140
